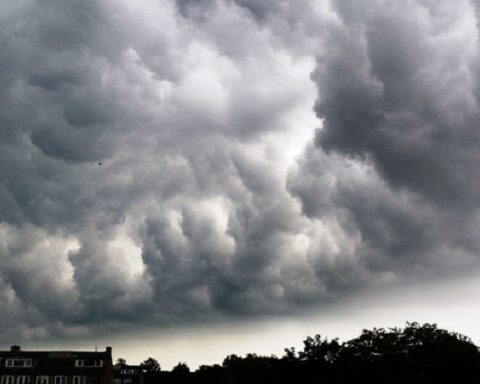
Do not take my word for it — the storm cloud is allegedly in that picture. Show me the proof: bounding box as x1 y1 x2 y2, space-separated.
1 0 480 341
292 0 480 272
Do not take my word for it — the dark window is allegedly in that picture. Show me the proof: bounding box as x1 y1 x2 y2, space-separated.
17 376 30 384
54 376 66 384
2 376 14 384
73 376 85 384
36 376 48 384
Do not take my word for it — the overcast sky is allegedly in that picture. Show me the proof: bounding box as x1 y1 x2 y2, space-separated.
2 0 480 369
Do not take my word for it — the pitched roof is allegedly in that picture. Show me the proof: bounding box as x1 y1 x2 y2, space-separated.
0 347 112 376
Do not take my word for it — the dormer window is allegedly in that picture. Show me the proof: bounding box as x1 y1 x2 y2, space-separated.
5 360 32 368
75 360 103 368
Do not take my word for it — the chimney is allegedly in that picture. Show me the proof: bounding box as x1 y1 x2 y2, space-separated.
106 346 112 356
11 345 21 354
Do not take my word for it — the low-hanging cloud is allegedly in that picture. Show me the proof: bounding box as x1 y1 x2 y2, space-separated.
1 0 480 342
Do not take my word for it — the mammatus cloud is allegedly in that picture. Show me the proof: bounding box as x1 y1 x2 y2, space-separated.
292 0 480 273
1 0 480 341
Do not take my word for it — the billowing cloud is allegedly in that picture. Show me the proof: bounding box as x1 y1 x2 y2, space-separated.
1 0 480 342
290 0 480 282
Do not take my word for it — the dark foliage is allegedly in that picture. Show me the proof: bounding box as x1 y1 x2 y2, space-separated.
116 358 127 366
144 322 480 384
142 357 161 372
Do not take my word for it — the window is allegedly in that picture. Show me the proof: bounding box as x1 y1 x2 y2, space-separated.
114 379 121 384
5 360 32 368
54 377 66 384
73 377 84 384
2 376 14 384
36 376 48 384
120 370 136 376
75 360 102 368
17 377 30 384
123 380 131 384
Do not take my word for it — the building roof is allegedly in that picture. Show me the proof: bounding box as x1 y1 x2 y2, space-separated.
0 346 112 376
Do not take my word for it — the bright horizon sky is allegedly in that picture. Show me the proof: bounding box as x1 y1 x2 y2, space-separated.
18 272 480 369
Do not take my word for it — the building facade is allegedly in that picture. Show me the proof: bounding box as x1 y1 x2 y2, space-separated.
0 346 113 384
113 365 143 384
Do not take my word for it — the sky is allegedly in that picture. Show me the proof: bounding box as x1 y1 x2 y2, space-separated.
2 0 480 369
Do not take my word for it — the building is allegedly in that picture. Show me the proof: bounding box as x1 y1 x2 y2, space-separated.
0 346 113 384
113 365 143 384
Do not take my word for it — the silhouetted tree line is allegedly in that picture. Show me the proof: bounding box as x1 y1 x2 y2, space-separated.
141 322 480 384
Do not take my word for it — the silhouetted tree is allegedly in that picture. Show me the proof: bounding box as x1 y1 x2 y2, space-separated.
141 357 161 372
170 362 191 384
283 347 297 362
116 358 127 366
299 334 340 363
196 364 224 384
172 362 190 374
335 322 480 383
183 322 480 384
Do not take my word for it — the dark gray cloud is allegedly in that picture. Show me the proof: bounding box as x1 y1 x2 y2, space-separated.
1 0 480 343
0 0 322 339
313 0 480 208
290 0 480 282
